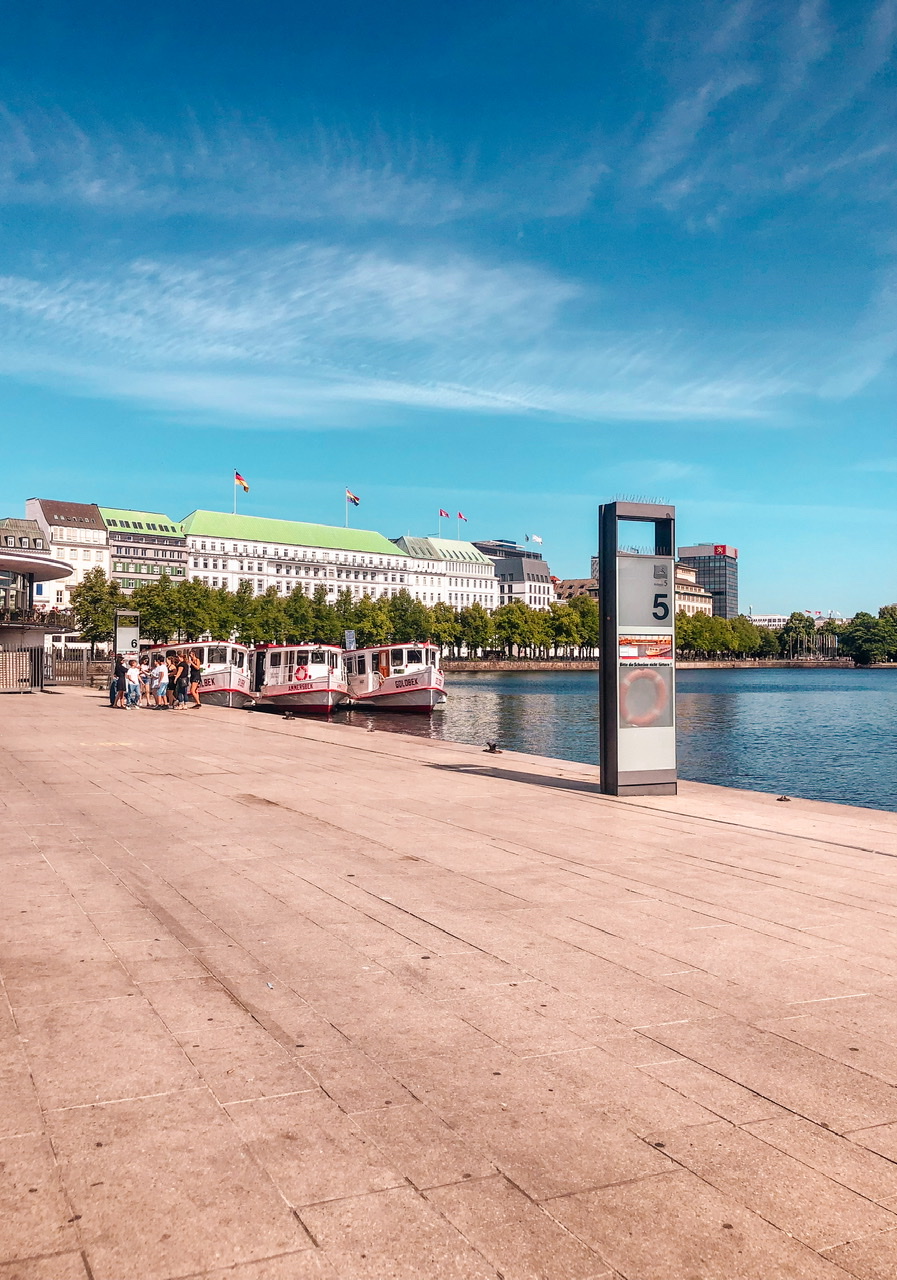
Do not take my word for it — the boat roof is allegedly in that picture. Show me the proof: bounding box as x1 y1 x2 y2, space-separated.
256 641 343 650
349 642 438 651
180 510 409 556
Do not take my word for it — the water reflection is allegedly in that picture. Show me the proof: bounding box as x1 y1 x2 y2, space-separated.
334 668 897 812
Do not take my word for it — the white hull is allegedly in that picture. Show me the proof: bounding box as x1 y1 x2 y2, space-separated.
346 657 445 713
351 684 446 711
254 678 349 714
197 669 254 708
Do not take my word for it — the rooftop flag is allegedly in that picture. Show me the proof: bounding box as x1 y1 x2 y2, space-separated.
346 489 360 506
457 511 467 521
439 508 450 518
234 471 250 492
531 534 543 544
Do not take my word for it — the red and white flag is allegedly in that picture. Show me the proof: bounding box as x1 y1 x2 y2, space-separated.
457 511 468 521
439 508 450 518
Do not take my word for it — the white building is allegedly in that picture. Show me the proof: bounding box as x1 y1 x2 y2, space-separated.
674 563 714 616
392 537 499 610
25 499 110 610
180 511 481 605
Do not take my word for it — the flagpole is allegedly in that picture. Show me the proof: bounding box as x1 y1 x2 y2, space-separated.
345 492 349 528
233 474 237 516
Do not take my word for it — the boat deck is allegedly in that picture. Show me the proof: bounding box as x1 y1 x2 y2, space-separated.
3 685 897 1280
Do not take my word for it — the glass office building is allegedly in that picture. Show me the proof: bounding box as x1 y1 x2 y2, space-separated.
677 544 739 619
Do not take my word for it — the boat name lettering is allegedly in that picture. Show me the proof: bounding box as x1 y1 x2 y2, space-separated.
395 677 420 688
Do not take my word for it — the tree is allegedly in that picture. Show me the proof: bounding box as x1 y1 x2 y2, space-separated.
173 578 214 641
729 615 761 657
756 626 780 657
778 611 816 658
352 595 392 647
253 587 288 643
311 585 343 643
130 574 179 643
427 601 459 651
208 586 237 644
548 602 583 656
458 602 493 656
231 581 258 646
840 612 897 666
69 567 122 654
387 589 430 643
567 594 600 653
492 602 531 656
284 586 315 642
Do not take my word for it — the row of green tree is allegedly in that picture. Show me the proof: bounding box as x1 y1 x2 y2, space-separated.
69 567 599 655
69 568 897 664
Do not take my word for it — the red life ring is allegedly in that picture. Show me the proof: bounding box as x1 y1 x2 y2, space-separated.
619 667 669 727
294 665 308 682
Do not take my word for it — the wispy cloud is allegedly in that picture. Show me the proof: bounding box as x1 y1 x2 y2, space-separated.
0 240 844 426
0 107 607 225
631 0 897 220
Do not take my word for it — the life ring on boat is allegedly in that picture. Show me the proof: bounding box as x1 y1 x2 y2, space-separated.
294 665 308 682
619 667 668 727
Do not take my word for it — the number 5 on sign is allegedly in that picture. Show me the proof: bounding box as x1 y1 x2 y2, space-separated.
652 593 670 620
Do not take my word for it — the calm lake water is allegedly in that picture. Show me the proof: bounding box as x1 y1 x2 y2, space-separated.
340 668 897 812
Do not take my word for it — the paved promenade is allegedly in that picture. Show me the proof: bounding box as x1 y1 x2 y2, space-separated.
4 689 897 1280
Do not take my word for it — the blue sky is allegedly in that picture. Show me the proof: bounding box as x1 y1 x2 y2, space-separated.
1 0 895 614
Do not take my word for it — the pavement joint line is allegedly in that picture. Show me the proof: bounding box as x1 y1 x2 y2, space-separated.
45 1085 208 1113
792 992 871 1003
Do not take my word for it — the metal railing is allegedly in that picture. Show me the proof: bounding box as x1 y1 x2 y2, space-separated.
0 608 78 629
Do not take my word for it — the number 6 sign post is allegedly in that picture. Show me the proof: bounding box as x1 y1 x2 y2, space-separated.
598 501 677 796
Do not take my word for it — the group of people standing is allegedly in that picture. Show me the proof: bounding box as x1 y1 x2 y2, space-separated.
110 651 204 710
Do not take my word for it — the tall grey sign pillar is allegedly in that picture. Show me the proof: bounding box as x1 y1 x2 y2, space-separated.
599 502 676 796
114 609 140 655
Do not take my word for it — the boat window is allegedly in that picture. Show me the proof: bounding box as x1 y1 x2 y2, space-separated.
356 655 366 675
330 652 339 668
391 649 404 665
207 645 227 664
269 651 282 668
231 648 244 667
346 657 355 674
296 650 310 664
406 649 423 664
310 650 326 665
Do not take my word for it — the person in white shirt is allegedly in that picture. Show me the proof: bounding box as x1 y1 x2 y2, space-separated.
125 660 142 709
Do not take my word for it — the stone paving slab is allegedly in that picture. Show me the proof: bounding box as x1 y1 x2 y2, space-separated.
3 686 897 1277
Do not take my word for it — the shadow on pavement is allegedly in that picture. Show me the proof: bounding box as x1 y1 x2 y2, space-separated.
428 762 601 795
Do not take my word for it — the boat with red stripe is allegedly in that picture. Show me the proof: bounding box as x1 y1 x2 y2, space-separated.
251 643 349 714
345 643 446 712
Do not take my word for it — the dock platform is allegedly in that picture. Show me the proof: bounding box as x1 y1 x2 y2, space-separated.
3 686 897 1280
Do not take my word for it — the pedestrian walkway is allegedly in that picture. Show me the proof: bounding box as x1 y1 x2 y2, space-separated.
3 686 897 1280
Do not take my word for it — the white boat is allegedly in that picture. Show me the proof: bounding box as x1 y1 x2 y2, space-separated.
146 642 253 707
345 644 446 712
251 643 349 714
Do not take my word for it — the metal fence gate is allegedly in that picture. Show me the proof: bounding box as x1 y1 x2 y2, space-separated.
0 647 45 692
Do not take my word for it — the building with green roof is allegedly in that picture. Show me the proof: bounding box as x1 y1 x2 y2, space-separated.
392 536 498 611
100 506 187 593
392 536 493 565
180 510 407 557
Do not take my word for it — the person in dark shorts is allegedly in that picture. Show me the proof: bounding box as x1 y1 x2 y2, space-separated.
174 651 190 707
113 654 127 708
188 650 203 708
